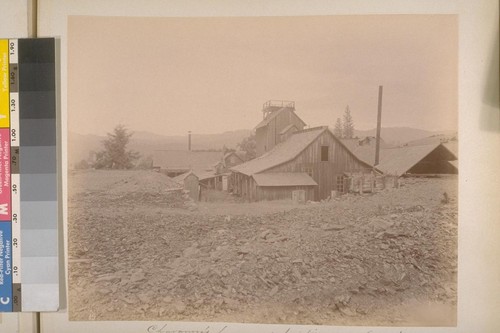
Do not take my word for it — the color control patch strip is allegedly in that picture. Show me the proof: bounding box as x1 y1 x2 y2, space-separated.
0 38 58 312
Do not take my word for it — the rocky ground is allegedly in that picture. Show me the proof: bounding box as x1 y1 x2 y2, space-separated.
68 170 457 326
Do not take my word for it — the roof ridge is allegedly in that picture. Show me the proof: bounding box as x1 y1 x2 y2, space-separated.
153 150 223 153
249 126 327 173
292 126 328 135
390 142 443 149
231 125 381 176
254 107 287 130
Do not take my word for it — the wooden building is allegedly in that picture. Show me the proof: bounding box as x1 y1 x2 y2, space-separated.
183 172 200 201
231 126 375 201
255 100 307 157
214 151 245 174
171 151 246 193
152 150 223 177
224 151 245 165
251 173 317 201
347 142 458 176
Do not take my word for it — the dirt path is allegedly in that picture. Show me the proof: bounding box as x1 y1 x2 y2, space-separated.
68 171 457 325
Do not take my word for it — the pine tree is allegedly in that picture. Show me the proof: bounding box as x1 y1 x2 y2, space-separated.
93 124 140 169
334 117 343 138
342 105 355 139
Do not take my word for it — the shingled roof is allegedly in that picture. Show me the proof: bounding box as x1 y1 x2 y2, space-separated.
231 126 374 176
349 143 457 176
231 127 325 175
173 169 217 183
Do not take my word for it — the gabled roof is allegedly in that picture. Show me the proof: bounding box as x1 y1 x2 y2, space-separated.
231 126 375 176
349 143 457 176
404 133 458 147
339 138 359 152
231 127 325 175
153 150 223 171
173 169 217 183
339 137 393 151
254 107 306 130
223 151 245 163
448 160 458 169
253 173 318 187
280 124 298 135
443 142 458 157
211 160 224 167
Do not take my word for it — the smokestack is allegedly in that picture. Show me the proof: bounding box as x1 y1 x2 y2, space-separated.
188 131 192 151
375 85 383 166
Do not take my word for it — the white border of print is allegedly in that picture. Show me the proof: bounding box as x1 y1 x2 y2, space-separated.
39 0 500 332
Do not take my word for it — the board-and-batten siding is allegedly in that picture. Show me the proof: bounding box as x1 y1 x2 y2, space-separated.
265 130 370 200
233 172 257 201
256 186 315 201
256 109 305 157
232 172 314 201
255 127 267 157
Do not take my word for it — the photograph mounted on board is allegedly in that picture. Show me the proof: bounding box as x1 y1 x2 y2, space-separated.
67 15 458 325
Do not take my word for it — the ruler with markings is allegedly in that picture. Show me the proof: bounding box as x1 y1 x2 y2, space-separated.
0 38 58 312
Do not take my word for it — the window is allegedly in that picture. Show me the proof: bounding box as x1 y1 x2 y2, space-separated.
321 146 329 161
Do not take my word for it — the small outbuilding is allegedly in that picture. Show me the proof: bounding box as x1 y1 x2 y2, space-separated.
182 171 200 201
349 143 458 176
152 150 223 177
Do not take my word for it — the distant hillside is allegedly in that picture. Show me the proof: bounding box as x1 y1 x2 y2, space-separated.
353 127 456 146
68 129 252 168
68 132 102 168
69 126 457 168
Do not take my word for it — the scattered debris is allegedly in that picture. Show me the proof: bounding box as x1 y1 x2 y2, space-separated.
68 171 457 325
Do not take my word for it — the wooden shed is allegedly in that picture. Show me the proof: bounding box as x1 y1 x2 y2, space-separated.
183 171 200 201
347 142 458 176
231 126 375 201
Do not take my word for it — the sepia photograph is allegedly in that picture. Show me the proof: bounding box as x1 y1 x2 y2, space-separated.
67 15 458 325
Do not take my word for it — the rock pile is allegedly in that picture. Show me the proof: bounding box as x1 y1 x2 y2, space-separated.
68 172 457 325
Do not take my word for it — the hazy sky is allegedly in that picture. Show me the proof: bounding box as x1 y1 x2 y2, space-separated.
68 15 457 136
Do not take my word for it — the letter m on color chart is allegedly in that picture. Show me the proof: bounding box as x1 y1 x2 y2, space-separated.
0 203 8 216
